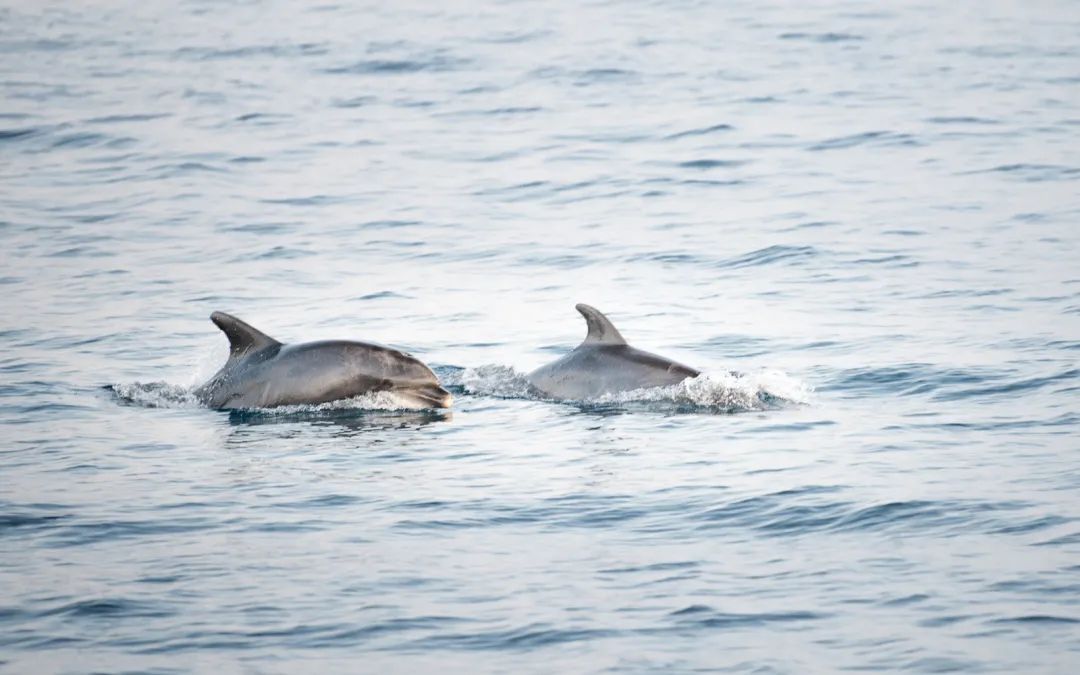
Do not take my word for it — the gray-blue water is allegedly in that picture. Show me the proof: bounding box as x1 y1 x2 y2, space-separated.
2 0 1079 672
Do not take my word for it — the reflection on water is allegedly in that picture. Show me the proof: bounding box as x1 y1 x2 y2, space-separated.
225 407 452 432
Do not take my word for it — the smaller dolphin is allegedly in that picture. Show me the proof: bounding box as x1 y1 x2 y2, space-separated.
194 312 452 410
527 303 700 400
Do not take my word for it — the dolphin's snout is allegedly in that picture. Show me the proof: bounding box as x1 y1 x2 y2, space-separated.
400 383 453 409
428 385 454 409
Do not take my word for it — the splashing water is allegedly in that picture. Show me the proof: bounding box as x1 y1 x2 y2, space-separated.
458 365 811 412
457 364 539 398
109 383 437 412
243 391 435 414
594 370 813 411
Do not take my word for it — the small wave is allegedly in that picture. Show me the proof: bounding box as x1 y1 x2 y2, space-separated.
234 246 314 261
669 605 827 628
988 615 1079 626
260 194 348 207
406 624 617 650
323 56 466 75
719 245 818 269
459 366 810 412
84 113 171 124
694 495 1034 538
360 219 421 229
41 598 174 619
173 43 327 61
353 290 411 301
779 32 864 43
233 112 291 124
824 364 993 397
925 116 1000 125
45 517 215 548
969 163 1080 182
51 131 112 149
935 368 1079 401
0 127 39 142
664 123 733 140
627 245 818 269
0 512 67 531
332 95 377 108
809 130 919 151
677 159 749 170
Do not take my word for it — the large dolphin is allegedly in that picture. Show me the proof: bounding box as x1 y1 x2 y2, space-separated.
194 312 452 409
527 303 700 399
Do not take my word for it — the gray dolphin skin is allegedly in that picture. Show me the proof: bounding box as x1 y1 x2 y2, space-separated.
194 312 452 409
527 304 701 400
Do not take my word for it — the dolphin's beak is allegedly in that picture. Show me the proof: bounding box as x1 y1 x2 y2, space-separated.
408 384 454 409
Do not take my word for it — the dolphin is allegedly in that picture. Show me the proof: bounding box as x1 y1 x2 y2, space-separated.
194 312 452 410
526 303 700 400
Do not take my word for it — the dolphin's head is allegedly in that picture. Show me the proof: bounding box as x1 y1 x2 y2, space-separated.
344 343 454 409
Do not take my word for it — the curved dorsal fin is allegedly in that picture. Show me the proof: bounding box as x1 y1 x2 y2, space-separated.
576 303 627 346
210 311 281 360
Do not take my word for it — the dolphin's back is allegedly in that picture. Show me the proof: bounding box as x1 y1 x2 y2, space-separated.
526 304 700 400
217 342 385 408
195 313 451 409
210 341 445 408
529 344 699 400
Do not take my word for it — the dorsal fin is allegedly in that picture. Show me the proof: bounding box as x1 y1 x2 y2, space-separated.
210 311 281 360
576 303 627 346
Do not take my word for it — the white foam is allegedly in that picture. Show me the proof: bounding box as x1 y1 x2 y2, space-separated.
460 365 812 412
109 382 435 412
242 391 431 415
594 370 812 411
461 364 537 398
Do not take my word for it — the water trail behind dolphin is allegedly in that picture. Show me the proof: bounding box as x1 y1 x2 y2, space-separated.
444 365 812 413
109 382 203 408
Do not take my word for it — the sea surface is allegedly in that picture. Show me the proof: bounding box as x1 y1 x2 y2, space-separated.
2 0 1079 672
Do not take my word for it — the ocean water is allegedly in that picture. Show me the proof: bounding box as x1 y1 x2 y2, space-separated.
2 0 1079 672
